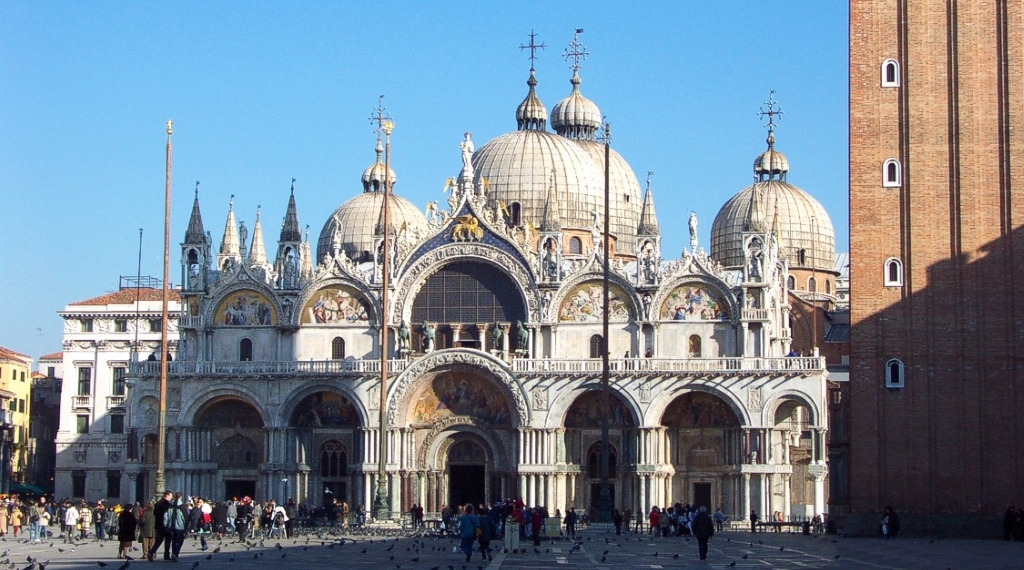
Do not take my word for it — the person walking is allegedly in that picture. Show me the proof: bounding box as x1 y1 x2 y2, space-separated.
457 504 480 563
138 500 156 561
116 505 137 559
165 493 188 561
9 503 22 538
148 491 174 561
691 506 715 561
714 507 725 532
564 507 577 536
749 510 759 533
477 506 494 562
62 502 78 542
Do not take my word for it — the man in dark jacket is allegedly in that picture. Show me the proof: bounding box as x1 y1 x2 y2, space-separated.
148 491 174 561
166 493 189 561
691 506 715 561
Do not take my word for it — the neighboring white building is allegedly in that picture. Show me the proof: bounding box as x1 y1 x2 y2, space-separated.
53 282 180 500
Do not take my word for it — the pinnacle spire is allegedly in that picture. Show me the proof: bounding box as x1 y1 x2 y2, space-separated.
250 207 268 266
540 169 562 232
219 196 239 256
637 174 660 236
280 179 302 242
184 181 206 244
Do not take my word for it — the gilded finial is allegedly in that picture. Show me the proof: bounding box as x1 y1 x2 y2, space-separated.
166 120 173 135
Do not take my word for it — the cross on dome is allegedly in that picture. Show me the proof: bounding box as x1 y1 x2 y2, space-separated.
563 28 588 71
758 90 784 132
519 30 546 70
369 95 394 140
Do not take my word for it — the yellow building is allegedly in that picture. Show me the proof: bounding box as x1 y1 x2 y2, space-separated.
0 346 32 488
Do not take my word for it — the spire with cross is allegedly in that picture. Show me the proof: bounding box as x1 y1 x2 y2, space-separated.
519 29 546 71
758 90 784 131
369 95 393 141
563 28 588 71
195 180 200 198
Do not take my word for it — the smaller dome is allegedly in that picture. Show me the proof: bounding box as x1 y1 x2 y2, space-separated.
753 131 789 180
361 138 397 192
551 70 602 140
516 69 548 131
317 191 427 263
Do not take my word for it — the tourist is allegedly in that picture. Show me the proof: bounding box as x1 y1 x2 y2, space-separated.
477 505 494 562
750 510 759 533
116 505 137 559
62 501 78 542
8 503 20 537
138 500 156 558
881 505 900 539
714 507 725 532
148 491 174 560
691 506 715 560
457 504 480 563
612 508 623 535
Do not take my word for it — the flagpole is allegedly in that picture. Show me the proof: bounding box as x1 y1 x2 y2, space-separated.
155 120 172 499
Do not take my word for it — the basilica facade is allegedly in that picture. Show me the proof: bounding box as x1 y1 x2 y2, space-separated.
122 56 835 522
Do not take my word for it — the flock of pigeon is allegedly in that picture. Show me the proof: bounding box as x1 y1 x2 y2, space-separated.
2 527 847 570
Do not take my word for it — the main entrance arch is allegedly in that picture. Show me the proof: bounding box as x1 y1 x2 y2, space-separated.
195 397 265 501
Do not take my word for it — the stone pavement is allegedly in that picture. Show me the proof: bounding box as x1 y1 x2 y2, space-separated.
4 527 1023 570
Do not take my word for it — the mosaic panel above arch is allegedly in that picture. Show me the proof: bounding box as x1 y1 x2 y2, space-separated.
195 398 265 428
408 370 513 428
301 285 371 325
662 392 740 428
564 390 635 428
215 289 276 326
291 392 362 427
659 284 729 321
559 281 631 322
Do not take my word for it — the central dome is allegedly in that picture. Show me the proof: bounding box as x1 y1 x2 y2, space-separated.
473 130 604 236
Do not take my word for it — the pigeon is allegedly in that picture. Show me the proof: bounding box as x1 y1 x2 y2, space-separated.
205 555 212 561
213 547 221 554
780 546 785 552
743 554 749 559
728 562 736 568
600 556 606 563
97 563 109 568
834 555 841 560
672 553 679 559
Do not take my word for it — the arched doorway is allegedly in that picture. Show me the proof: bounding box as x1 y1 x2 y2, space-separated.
404 367 516 512
661 392 740 515
564 390 635 512
195 398 265 500
445 437 489 509
290 392 362 508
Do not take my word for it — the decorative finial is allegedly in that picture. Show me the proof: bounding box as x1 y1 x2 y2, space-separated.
195 180 200 198
304 224 309 241
519 29 546 71
369 95 393 140
256 205 261 220
758 90 783 147
646 171 653 190
563 29 588 72
166 120 172 135
290 178 296 195
229 194 234 210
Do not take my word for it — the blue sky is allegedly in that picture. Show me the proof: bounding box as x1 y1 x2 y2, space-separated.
0 1 848 361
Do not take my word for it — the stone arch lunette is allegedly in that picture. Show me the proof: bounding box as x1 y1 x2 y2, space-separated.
178 385 272 428
277 381 371 428
386 348 529 428
645 380 752 428
761 388 823 427
546 380 643 429
550 269 644 323
651 274 740 324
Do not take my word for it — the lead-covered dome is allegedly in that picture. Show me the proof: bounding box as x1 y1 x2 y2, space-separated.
550 70 602 139
471 68 608 240
711 135 835 272
317 144 427 263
